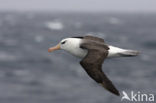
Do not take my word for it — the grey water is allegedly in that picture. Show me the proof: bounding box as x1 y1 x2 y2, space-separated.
0 12 156 103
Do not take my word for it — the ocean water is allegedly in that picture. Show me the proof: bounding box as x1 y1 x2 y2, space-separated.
0 12 156 103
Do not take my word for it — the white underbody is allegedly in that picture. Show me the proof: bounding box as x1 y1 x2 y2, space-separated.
67 45 88 58
66 45 128 58
60 38 137 59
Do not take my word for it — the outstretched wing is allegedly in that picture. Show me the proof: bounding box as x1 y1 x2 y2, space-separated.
80 42 120 96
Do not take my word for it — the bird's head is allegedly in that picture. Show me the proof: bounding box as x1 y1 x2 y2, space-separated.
48 38 81 53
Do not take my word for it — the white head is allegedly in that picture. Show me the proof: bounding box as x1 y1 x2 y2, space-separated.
48 38 82 53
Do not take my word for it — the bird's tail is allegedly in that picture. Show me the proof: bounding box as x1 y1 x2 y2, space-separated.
119 50 139 57
108 45 139 58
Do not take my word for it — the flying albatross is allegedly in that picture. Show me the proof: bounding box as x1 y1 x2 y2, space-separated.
48 35 139 96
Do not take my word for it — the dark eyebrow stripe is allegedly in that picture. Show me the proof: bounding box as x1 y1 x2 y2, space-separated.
61 40 67 44
71 36 84 39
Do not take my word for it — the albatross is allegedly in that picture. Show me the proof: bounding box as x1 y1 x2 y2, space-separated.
48 35 139 96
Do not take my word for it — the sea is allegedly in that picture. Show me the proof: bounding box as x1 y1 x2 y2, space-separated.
0 11 156 103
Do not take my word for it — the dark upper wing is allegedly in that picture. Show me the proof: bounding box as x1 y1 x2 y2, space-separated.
80 42 120 96
84 35 105 43
72 35 104 43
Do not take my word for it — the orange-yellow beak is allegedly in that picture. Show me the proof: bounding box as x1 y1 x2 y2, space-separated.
48 44 61 52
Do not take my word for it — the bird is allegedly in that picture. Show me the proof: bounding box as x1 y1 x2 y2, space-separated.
48 35 139 96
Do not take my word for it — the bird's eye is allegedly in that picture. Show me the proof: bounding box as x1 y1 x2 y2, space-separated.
61 40 66 44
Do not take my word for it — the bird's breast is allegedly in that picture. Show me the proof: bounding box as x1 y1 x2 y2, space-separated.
67 46 88 58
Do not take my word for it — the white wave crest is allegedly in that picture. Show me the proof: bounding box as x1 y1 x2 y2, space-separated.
46 21 64 30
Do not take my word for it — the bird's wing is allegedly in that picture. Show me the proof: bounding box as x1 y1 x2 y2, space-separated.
80 42 120 96
84 35 105 43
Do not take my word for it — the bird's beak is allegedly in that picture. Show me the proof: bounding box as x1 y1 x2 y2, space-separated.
48 44 61 52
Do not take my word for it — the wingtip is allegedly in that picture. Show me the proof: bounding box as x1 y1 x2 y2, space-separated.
110 88 120 96
115 91 120 96
100 83 120 96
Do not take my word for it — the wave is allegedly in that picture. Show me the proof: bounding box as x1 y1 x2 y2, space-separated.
45 21 64 30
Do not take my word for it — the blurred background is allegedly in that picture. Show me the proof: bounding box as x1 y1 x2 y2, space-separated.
0 0 156 103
